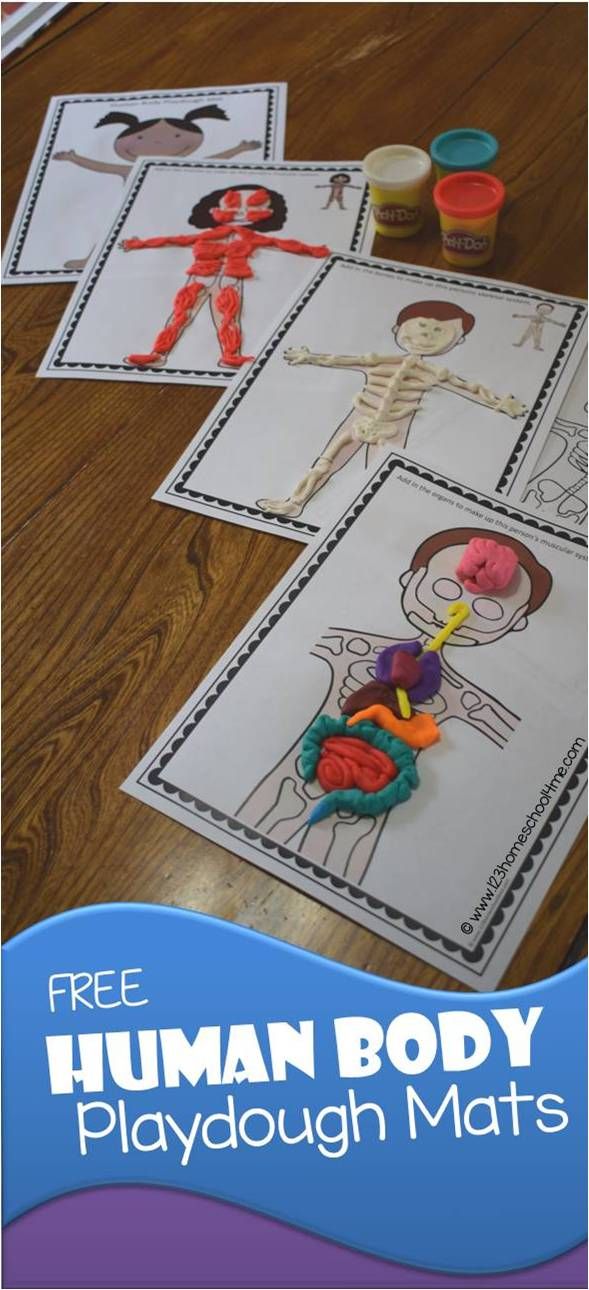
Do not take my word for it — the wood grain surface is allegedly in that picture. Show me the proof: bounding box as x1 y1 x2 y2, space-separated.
2 1 587 991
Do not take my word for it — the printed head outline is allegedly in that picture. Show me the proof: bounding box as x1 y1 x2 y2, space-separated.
330 172 352 184
536 302 555 317
188 184 288 232
399 527 552 647
95 106 229 160
393 300 476 357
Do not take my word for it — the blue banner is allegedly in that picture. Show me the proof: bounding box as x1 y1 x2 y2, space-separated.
3 904 587 1275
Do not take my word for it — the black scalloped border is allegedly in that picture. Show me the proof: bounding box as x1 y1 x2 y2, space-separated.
162 253 587 532
6 87 281 278
138 456 588 977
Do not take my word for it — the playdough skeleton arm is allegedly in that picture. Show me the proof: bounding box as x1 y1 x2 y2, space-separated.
435 368 528 418
284 346 390 368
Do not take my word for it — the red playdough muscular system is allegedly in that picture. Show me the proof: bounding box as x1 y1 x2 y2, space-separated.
120 186 330 370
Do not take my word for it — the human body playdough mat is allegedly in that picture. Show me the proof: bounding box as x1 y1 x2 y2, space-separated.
38 162 372 387
123 461 587 990
153 253 587 540
2 85 287 283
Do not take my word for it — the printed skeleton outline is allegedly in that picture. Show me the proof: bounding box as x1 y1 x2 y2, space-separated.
239 527 552 885
258 300 528 518
118 185 330 371
522 415 588 526
512 303 566 351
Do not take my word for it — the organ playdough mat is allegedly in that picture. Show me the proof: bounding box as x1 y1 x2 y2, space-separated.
123 460 587 989
153 253 587 540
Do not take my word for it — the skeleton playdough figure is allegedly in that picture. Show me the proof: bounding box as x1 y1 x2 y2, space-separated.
239 527 552 883
258 300 528 518
119 185 330 371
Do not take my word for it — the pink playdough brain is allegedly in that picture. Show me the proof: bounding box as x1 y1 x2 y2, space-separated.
455 537 518 594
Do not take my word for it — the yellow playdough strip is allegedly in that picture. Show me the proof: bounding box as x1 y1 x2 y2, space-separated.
395 687 412 719
423 601 469 653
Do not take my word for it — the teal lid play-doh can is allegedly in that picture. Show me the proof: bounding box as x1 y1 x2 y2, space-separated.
430 129 499 177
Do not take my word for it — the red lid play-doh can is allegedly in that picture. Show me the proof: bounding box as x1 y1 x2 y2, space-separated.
433 171 506 267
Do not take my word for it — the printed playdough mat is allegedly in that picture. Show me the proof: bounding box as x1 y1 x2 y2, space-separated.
123 460 587 989
38 161 372 388
2 85 288 283
152 253 587 541
518 353 587 533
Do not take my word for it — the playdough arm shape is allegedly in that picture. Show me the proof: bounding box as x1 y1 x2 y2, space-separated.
283 346 388 369
53 150 131 179
119 234 199 251
437 369 528 418
264 234 331 258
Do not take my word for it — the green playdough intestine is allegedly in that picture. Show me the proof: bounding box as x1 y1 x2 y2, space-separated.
301 714 419 823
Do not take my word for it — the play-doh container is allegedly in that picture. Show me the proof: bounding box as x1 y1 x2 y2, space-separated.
430 128 499 181
363 145 432 238
433 171 505 267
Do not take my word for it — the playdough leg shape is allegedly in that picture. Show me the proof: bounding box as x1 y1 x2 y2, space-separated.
211 278 252 369
124 279 210 369
257 411 369 518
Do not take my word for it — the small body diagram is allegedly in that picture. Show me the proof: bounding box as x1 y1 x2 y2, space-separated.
240 527 552 884
315 172 361 210
258 301 528 518
512 303 566 351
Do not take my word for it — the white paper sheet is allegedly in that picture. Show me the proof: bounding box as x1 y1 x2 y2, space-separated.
3 84 287 283
519 353 587 532
38 162 373 388
152 253 587 541
123 460 587 989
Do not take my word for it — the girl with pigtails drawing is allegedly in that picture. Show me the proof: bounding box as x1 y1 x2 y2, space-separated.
52 106 262 269
53 105 262 180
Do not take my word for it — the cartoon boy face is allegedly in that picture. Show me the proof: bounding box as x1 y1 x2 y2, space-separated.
114 120 203 160
395 315 465 357
400 543 534 646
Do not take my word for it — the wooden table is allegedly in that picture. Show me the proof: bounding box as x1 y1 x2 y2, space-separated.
3 2 587 989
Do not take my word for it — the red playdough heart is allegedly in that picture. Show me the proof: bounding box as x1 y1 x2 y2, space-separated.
390 650 422 689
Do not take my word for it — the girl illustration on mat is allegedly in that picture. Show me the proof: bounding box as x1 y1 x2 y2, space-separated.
118 185 330 371
53 106 262 269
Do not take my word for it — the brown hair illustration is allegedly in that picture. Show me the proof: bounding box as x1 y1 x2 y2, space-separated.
410 527 552 614
396 299 476 334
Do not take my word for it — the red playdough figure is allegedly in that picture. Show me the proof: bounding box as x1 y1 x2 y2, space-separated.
119 185 330 371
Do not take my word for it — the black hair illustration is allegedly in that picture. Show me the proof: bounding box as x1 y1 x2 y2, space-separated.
330 172 352 184
188 184 288 232
95 105 229 139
